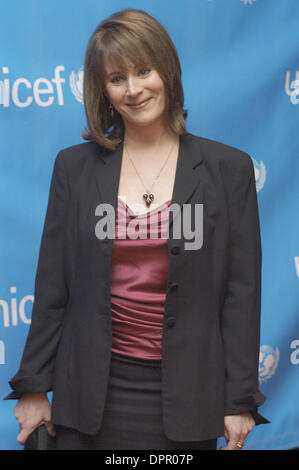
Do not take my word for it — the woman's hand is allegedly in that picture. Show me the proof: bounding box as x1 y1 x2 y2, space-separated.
14 392 55 445
219 412 255 450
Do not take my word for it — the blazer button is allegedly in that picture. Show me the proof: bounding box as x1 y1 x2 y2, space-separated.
171 246 180 255
170 282 179 291
166 317 176 327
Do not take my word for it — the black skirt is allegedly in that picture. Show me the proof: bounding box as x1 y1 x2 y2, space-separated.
55 352 217 450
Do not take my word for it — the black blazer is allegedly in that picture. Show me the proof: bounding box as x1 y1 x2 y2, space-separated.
6 132 268 441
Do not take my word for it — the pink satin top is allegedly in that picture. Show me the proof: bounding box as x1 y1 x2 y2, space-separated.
110 197 171 360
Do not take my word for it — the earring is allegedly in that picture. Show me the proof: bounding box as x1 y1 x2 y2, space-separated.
109 103 114 120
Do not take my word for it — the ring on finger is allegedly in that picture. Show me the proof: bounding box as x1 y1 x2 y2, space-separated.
236 441 244 449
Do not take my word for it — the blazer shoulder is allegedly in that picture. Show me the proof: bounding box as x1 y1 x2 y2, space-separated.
56 140 106 170
187 132 253 172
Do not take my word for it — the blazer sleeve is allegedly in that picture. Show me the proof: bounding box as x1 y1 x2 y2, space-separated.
4 151 69 399
221 153 269 424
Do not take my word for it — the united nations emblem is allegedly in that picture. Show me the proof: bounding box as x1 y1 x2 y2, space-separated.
241 0 257 5
69 67 84 103
252 158 266 192
259 345 280 383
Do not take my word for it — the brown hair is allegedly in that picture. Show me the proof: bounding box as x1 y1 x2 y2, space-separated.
81 8 188 150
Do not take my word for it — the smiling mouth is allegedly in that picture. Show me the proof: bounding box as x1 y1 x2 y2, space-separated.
127 98 152 109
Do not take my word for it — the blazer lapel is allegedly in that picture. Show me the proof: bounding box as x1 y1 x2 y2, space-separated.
94 141 123 232
168 132 203 230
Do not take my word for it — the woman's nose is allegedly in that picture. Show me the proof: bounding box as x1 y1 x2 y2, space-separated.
125 75 143 96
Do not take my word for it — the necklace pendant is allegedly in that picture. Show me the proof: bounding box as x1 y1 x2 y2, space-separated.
143 193 154 207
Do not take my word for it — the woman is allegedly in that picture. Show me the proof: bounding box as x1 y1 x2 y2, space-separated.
6 9 268 450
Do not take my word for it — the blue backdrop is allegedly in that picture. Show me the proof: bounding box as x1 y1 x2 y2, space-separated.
1 0 299 450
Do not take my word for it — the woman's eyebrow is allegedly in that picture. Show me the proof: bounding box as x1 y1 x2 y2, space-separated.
107 71 121 77
106 64 151 78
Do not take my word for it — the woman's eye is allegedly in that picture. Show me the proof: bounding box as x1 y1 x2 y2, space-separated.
111 76 123 84
139 68 151 75
110 68 151 84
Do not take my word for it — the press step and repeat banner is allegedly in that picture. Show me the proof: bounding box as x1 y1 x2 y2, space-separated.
1 0 298 450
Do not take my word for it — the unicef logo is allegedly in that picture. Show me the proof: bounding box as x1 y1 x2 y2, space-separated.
69 67 84 103
252 158 266 192
259 345 280 383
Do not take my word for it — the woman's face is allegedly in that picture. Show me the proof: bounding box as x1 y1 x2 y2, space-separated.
103 59 167 130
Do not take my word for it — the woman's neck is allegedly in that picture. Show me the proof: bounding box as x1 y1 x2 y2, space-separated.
123 121 177 153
